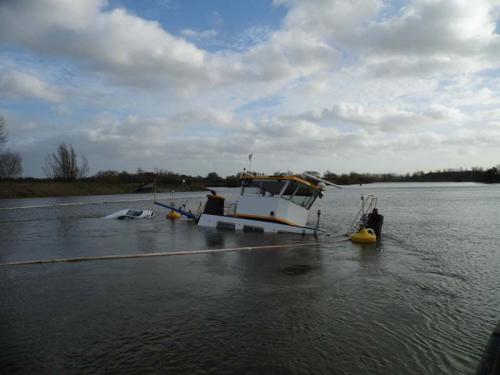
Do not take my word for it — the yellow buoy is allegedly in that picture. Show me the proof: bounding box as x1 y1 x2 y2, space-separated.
166 210 181 220
350 227 377 244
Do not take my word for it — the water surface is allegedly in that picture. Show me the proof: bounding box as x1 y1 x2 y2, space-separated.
1 183 499 374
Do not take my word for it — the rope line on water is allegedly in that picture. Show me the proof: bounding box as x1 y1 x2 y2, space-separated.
0 242 322 267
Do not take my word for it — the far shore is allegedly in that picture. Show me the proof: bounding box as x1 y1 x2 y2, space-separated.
1 179 496 200
0 181 204 200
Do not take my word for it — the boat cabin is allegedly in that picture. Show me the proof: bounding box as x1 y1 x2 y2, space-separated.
197 173 333 234
234 175 324 227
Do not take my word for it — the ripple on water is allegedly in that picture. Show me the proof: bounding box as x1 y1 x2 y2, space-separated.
2 184 500 373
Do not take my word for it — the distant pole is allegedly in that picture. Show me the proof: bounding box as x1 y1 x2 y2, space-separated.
248 153 253 173
153 176 157 201
314 209 321 236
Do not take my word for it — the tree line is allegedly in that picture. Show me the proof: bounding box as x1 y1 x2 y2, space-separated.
322 167 500 184
85 166 500 187
0 115 22 179
74 165 500 186
88 169 240 189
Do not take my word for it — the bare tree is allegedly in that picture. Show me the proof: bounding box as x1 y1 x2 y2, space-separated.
0 151 22 179
0 115 23 179
79 155 89 178
44 143 89 181
0 115 7 149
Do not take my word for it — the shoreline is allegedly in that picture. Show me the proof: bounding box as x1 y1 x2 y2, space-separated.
1 180 495 200
0 181 204 200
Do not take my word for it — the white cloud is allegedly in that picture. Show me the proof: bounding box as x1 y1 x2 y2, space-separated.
358 0 500 77
8 101 500 177
2 0 500 88
0 70 62 102
2 0 500 176
275 0 382 43
366 0 495 55
0 0 343 92
0 0 207 91
293 102 465 132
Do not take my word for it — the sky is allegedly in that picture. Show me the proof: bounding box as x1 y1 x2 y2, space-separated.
1 0 500 177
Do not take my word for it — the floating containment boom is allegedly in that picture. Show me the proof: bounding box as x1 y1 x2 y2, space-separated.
0 243 321 267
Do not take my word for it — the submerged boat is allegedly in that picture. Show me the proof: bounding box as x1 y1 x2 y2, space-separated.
196 174 337 234
105 209 155 219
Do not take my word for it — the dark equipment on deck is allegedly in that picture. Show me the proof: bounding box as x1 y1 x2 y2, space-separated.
366 208 384 238
203 194 225 216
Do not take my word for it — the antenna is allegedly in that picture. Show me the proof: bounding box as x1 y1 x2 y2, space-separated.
248 153 253 173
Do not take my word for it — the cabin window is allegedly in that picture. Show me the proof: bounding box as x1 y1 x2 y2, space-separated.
303 194 317 209
291 194 309 207
240 178 318 209
280 181 299 197
282 182 315 208
241 179 286 196
241 185 261 196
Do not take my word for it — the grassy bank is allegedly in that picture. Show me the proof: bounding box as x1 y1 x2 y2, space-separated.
0 181 149 199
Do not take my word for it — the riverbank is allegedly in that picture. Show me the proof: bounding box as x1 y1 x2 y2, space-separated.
0 181 201 199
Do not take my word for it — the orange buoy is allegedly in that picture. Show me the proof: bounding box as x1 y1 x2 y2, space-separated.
166 210 181 220
350 226 377 243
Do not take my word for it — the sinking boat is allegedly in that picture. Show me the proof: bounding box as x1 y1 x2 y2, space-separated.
105 209 155 219
195 173 338 234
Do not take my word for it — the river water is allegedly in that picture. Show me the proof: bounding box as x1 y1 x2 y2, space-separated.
1 183 499 374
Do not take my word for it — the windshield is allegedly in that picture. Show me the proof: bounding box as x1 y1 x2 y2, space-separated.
281 183 318 209
241 179 318 209
241 179 286 196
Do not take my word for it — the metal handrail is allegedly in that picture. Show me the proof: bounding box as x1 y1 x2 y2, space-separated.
346 194 377 235
224 202 238 216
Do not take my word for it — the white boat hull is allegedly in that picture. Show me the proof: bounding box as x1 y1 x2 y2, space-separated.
105 209 155 219
197 214 317 235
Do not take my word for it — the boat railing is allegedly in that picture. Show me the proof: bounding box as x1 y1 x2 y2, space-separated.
345 194 377 235
224 201 238 216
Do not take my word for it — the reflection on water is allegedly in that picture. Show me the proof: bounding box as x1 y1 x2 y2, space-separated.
1 183 500 374
201 228 226 248
281 264 315 276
